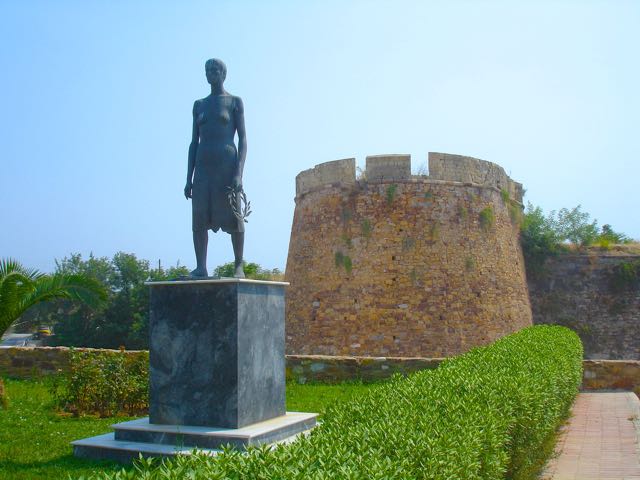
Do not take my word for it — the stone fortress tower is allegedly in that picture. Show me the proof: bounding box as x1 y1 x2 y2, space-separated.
285 153 532 357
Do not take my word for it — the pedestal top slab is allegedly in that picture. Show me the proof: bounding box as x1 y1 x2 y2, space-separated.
115 412 318 440
145 278 289 286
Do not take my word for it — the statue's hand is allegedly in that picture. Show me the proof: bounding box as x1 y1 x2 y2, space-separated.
232 175 243 189
184 182 192 199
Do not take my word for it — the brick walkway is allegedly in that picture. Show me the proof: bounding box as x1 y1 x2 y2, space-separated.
542 392 640 480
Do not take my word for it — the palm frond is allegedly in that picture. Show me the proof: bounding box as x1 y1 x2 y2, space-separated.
18 274 107 316
0 258 43 282
0 258 108 337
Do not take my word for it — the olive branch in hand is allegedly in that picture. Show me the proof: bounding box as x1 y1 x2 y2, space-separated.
227 185 252 223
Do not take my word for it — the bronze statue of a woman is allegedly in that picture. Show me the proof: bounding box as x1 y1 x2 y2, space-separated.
184 58 246 278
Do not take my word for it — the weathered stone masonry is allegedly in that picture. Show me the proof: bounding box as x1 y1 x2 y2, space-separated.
285 153 532 357
529 253 640 360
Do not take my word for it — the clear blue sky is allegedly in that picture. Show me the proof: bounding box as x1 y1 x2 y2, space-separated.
1 0 638 273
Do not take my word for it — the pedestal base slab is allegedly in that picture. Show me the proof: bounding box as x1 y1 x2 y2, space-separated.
72 412 317 464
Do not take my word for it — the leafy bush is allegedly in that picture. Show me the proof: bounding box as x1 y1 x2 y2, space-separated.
51 349 148 417
94 326 582 480
598 224 632 247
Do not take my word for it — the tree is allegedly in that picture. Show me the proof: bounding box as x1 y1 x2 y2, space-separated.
548 205 599 247
50 253 190 349
0 258 106 339
213 261 283 280
520 203 561 278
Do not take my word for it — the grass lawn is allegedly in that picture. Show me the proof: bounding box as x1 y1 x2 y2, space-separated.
0 378 374 480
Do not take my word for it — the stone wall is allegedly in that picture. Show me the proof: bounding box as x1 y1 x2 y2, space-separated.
428 152 524 203
529 253 640 359
582 360 640 391
0 347 146 378
287 356 640 391
3 348 638 393
295 158 356 197
286 355 443 384
285 153 532 357
365 155 412 181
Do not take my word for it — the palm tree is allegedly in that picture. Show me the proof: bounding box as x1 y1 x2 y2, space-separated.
0 258 107 339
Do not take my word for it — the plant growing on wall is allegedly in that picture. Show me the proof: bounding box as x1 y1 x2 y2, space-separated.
343 255 353 274
334 251 353 274
402 237 415 251
458 205 468 221
386 184 397 205
610 259 640 292
479 206 495 232
361 219 372 239
341 207 353 223
429 222 440 241
465 256 475 271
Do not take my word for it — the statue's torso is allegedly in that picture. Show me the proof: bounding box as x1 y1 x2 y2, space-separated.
194 94 238 180
196 94 237 146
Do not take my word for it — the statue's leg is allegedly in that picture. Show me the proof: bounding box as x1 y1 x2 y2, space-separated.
231 232 245 278
191 230 209 277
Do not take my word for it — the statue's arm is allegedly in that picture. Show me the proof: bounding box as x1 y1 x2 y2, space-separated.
234 97 247 186
184 101 199 199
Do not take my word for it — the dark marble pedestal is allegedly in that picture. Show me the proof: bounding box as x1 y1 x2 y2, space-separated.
149 278 287 429
72 278 317 463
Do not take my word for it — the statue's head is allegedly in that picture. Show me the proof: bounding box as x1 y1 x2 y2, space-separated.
205 58 227 85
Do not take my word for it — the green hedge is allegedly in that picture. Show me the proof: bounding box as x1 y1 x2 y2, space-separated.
93 325 582 480
51 349 148 417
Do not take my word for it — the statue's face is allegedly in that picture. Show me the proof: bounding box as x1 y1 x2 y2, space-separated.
206 61 225 85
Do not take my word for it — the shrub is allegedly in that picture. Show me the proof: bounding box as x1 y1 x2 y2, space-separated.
95 326 582 480
51 349 148 417
598 224 631 245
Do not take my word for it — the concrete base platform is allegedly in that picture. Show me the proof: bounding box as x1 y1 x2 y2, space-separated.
72 412 317 464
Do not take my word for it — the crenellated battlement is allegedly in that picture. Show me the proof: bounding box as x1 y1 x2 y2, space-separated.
295 158 356 197
295 152 524 203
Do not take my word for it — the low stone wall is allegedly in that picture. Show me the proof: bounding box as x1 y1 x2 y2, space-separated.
286 355 443 383
2 348 639 393
582 360 640 391
0 347 146 378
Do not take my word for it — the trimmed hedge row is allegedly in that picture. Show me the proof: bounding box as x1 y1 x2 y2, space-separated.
94 325 582 480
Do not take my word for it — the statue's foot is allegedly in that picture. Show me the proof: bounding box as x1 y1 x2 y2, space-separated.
234 264 245 279
190 267 208 278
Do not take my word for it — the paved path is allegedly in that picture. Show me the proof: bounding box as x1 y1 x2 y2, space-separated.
542 392 640 480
